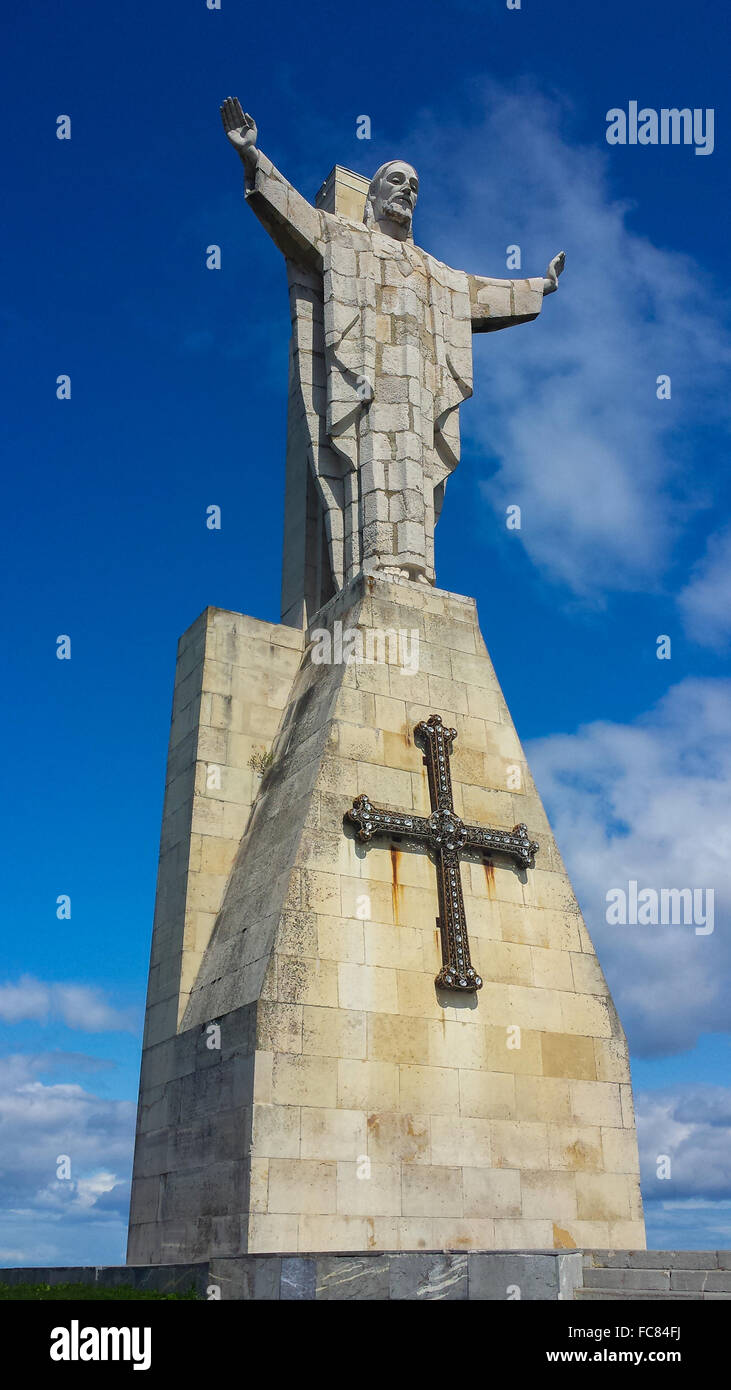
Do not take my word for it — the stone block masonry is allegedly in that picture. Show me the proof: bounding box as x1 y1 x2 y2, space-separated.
6 1252 728 1300
127 574 645 1262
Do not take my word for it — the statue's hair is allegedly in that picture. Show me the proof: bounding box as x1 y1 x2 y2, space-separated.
363 161 417 240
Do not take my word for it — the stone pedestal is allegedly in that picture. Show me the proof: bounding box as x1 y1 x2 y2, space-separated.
127 575 645 1263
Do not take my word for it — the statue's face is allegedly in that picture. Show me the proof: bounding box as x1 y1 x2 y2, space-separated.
373 162 419 231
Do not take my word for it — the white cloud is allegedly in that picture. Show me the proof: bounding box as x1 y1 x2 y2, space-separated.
0 977 49 1023
0 976 136 1033
527 676 731 1055
678 525 731 648
406 82 731 596
643 1198 731 1252
637 1085 731 1201
637 1082 731 1248
0 1054 133 1267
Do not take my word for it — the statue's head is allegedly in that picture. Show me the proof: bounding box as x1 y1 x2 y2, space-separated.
364 161 419 239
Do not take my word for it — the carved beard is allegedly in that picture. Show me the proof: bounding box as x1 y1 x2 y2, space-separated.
381 194 413 229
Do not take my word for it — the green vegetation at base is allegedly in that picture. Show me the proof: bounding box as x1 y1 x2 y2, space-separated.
0 1282 201 1301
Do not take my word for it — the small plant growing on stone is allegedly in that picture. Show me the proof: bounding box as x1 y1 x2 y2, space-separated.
248 748 274 778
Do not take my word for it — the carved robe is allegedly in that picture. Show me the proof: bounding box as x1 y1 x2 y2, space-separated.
244 153 545 625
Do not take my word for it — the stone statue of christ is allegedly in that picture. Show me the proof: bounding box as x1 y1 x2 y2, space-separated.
221 98 565 624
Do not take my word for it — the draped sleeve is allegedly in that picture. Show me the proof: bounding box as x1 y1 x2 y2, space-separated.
468 274 544 333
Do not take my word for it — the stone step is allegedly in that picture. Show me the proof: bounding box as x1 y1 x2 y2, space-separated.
584 1268 670 1291
575 1288 731 1301
583 1250 731 1271
583 1266 731 1293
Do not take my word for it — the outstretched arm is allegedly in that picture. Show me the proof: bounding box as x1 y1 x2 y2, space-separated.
220 97 323 267
468 251 565 334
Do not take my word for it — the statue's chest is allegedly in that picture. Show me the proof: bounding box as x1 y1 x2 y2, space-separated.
375 257 432 352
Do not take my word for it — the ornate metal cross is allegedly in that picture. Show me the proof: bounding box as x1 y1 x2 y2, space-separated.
346 714 539 994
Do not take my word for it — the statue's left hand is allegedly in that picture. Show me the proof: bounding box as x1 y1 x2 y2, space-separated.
220 97 258 170
544 250 566 294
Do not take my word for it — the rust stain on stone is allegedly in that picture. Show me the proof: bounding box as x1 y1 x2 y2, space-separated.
402 723 412 747
483 862 496 899
390 847 401 924
553 1223 577 1249
564 1140 592 1170
366 1217 376 1248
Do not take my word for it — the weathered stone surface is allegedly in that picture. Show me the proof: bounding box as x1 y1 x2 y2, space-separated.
5 1251 728 1300
671 1270 731 1292
389 1252 468 1300
128 574 645 1259
209 1256 282 1301
280 1257 317 1300
469 1252 560 1301
577 1249 731 1302
584 1267 670 1291
626 1249 719 1268
316 1254 391 1300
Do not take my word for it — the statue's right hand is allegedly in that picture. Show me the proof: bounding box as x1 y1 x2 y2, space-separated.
220 97 258 158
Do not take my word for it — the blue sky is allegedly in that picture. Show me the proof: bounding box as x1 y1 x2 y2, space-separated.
2 0 730 1263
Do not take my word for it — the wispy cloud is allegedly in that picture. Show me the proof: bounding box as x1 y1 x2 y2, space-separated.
0 977 136 1033
407 81 731 597
528 676 731 1056
678 524 731 649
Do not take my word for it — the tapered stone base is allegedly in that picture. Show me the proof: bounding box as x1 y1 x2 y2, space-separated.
127 574 645 1263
